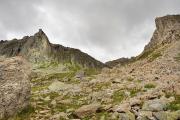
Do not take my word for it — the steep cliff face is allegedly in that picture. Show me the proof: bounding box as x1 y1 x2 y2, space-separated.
144 15 180 52
0 29 105 68
106 15 180 67
79 15 180 119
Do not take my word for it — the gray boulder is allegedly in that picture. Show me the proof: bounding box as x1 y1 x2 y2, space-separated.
142 99 168 112
0 57 31 119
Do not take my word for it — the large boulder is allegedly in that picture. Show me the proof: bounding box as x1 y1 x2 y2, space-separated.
153 111 180 120
74 103 101 118
0 57 31 119
142 99 168 112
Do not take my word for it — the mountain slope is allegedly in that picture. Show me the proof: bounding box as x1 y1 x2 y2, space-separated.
3 15 180 120
86 14 180 119
0 29 105 68
106 15 180 67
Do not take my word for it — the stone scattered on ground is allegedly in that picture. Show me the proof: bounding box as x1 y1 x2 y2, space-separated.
1 15 180 120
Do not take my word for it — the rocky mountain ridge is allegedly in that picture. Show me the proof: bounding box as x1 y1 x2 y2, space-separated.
0 29 105 69
0 14 180 120
106 15 180 67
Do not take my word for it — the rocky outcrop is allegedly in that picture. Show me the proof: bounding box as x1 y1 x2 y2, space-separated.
109 15 180 66
0 29 105 68
144 15 180 53
0 57 31 119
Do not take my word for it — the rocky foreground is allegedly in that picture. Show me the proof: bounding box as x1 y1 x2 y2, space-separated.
0 57 31 119
0 15 180 120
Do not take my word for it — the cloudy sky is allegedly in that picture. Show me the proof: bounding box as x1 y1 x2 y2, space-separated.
0 0 180 62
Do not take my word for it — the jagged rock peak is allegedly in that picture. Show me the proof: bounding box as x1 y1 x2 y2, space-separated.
0 29 105 68
155 15 180 30
106 15 180 67
144 15 180 52
34 29 47 38
33 29 50 44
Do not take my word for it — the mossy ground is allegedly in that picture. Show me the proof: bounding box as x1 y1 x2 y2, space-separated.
148 51 162 62
12 62 103 120
174 53 180 62
167 95 180 111
13 105 35 120
129 88 141 97
112 90 125 103
144 83 156 89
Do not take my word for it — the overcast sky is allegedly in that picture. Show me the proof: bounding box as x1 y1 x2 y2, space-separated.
0 0 180 62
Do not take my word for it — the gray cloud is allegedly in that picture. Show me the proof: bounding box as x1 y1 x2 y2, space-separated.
0 0 180 62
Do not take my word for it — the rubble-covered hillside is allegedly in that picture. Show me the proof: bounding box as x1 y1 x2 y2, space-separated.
0 15 180 120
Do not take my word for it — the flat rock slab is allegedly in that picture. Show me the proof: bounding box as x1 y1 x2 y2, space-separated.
142 99 168 112
74 103 101 118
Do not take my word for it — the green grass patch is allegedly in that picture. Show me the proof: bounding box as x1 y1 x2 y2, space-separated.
112 90 125 103
174 53 180 62
66 63 81 72
167 95 180 111
95 111 109 120
45 72 69 80
127 77 134 82
136 79 142 83
40 92 60 100
93 82 110 91
144 83 156 89
14 105 35 120
37 61 59 69
129 89 141 97
84 68 100 76
54 100 80 113
31 85 48 92
137 50 153 60
148 52 162 62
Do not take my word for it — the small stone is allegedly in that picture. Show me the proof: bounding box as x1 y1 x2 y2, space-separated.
39 110 50 114
48 80 72 92
153 112 168 120
51 100 57 107
130 98 142 106
50 112 68 120
58 99 72 105
110 112 119 119
113 103 131 113
119 111 135 120
66 108 75 113
137 111 153 120
44 96 51 101
75 70 85 79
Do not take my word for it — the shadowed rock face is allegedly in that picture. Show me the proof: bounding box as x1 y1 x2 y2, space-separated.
0 29 105 68
0 57 31 119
